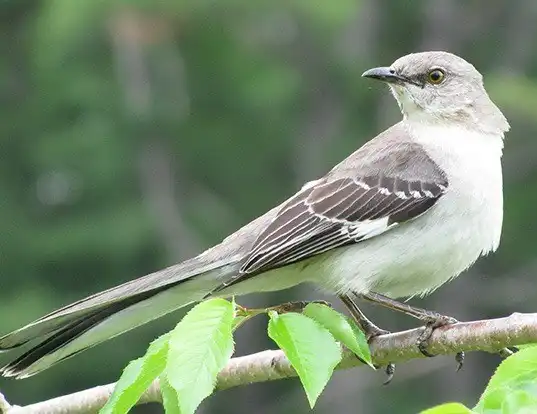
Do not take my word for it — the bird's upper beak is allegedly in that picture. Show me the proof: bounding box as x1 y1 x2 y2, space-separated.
361 67 408 85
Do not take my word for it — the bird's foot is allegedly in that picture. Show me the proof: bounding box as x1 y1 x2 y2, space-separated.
416 315 517 367
366 327 396 385
362 326 396 384
362 330 395 385
416 314 464 371
338 294 395 384
363 323 391 342
499 346 518 358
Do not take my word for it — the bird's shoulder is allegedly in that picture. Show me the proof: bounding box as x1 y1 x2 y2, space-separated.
328 121 446 184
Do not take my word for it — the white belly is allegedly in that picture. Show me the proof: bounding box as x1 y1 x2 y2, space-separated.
316 124 504 298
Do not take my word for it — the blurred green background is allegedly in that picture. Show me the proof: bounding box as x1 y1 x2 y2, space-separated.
1 0 537 413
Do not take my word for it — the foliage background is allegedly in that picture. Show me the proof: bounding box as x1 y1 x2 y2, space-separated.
1 1 537 413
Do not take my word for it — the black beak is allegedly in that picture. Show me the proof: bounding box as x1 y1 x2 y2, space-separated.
361 66 407 85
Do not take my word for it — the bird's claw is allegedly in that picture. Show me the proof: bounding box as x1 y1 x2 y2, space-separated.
416 315 463 369
367 328 395 384
365 326 390 342
499 346 518 358
455 351 465 371
383 363 396 385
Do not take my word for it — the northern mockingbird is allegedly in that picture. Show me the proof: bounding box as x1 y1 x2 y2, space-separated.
0 51 510 379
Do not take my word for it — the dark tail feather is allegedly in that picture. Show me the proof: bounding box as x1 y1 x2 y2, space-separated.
1 286 171 378
0 259 239 378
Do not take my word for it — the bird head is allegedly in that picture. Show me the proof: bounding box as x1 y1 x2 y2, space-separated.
362 51 509 134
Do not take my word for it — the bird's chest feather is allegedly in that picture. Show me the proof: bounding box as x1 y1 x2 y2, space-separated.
414 123 504 255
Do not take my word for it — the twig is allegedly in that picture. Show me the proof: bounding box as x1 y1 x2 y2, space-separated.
5 312 537 413
0 391 12 413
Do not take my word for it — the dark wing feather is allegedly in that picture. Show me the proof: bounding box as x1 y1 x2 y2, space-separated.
212 171 447 292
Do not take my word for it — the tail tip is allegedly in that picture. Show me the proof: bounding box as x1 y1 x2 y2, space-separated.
0 363 35 379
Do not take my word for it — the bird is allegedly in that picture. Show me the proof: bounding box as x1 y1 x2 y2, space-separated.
0 51 509 379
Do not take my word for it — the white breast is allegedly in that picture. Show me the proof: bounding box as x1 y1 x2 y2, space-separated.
412 123 504 255
316 123 504 299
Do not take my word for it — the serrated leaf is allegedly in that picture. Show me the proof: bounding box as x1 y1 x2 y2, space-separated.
166 298 235 414
160 373 181 414
303 303 373 367
421 402 474 414
100 332 170 414
475 346 537 413
267 311 341 408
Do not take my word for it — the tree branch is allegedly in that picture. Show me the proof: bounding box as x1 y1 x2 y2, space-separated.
3 312 537 413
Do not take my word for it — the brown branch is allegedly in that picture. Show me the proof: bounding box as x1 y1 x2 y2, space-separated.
4 312 537 413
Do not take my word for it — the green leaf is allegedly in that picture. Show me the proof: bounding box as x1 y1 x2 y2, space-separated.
267 311 341 408
166 298 235 414
421 402 474 414
160 373 181 414
303 303 373 368
516 343 537 350
502 390 537 414
231 314 248 331
100 332 170 414
475 346 537 413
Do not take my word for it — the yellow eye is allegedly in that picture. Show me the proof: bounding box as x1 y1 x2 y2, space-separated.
427 69 445 84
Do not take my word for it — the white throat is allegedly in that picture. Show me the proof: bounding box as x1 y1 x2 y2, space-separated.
390 84 510 136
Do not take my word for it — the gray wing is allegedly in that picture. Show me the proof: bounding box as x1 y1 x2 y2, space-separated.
213 136 448 292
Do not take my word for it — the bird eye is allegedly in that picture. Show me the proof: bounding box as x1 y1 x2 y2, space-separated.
427 69 445 84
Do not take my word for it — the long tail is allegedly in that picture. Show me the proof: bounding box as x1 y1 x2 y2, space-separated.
0 256 240 378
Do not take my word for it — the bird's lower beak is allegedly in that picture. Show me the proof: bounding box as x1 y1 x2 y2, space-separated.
362 67 406 85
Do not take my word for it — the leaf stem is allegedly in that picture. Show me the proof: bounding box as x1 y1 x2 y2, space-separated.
233 301 332 332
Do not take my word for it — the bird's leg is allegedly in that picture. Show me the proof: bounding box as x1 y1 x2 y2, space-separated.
359 292 517 366
359 292 464 367
339 294 395 384
339 294 389 339
360 292 458 326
